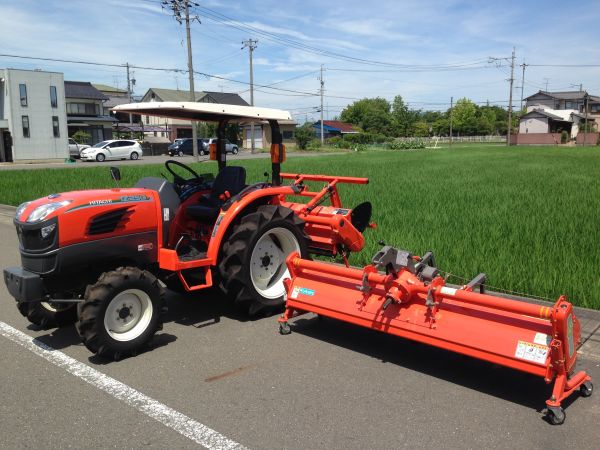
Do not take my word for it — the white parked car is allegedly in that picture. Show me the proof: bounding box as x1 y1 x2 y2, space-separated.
68 138 90 159
80 140 143 162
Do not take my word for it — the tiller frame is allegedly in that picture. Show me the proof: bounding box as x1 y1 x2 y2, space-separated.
278 246 593 424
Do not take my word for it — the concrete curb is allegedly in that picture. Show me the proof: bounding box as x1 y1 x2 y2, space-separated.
0 204 16 217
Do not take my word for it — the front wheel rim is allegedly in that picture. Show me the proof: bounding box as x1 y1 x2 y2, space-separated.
249 227 300 299
103 289 153 342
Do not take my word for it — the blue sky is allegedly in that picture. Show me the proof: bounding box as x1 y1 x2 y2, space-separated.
1 0 599 121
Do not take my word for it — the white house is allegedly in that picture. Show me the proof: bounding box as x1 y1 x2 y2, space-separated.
0 68 68 162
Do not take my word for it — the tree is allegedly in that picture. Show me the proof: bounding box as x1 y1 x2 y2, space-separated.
295 123 314 150
71 130 91 144
412 121 430 137
391 95 420 137
452 98 478 135
340 97 392 134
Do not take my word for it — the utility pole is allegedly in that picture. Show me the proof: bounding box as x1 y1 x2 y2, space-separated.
126 63 132 103
242 38 258 153
519 63 528 110
544 78 549 91
125 62 134 126
449 96 453 147
163 0 200 161
319 64 324 145
507 47 516 146
489 49 516 145
584 91 589 146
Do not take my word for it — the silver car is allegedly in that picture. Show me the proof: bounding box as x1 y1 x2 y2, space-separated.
68 138 90 159
204 138 239 154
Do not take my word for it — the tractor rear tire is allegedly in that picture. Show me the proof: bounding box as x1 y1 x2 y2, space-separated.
25 301 77 329
219 205 308 315
75 267 166 360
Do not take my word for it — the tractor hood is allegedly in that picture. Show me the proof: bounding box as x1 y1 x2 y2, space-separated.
16 188 156 224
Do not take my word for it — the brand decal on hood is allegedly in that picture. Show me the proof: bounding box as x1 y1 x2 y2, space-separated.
65 195 152 212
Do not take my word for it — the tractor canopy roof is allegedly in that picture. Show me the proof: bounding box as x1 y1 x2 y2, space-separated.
112 102 292 124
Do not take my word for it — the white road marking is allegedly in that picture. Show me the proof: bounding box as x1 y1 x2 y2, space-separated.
0 321 247 450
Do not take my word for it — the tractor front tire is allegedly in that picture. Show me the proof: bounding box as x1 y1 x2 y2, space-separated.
219 205 308 315
76 267 165 360
25 301 77 329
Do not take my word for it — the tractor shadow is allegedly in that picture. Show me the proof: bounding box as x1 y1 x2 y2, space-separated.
164 287 284 328
288 315 580 414
32 324 177 364
31 324 82 350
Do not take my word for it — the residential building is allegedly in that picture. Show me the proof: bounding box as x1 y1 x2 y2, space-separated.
93 84 154 139
513 90 599 144
524 90 600 117
0 68 68 162
139 88 249 141
242 119 297 149
313 120 359 140
198 91 249 106
519 109 589 137
65 81 116 145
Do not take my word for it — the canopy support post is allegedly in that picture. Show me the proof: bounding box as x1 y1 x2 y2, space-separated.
217 119 228 172
269 119 282 186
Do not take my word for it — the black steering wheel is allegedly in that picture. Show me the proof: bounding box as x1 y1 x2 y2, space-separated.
165 159 203 187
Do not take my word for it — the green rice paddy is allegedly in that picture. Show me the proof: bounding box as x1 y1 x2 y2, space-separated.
1 145 599 308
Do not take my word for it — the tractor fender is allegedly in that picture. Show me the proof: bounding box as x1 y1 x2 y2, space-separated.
206 185 296 261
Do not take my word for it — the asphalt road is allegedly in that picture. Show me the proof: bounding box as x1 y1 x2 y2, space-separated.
0 209 599 449
0 151 339 171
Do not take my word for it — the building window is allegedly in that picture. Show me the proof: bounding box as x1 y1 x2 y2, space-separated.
19 84 28 106
145 115 150 124
591 104 600 113
22 116 30 137
282 130 294 140
565 101 575 109
50 86 58 108
66 102 100 115
52 116 60 137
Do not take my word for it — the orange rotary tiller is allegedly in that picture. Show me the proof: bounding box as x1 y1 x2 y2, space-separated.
279 245 593 425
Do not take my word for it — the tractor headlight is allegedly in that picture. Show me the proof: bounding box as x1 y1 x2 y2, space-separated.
27 200 72 223
15 201 31 220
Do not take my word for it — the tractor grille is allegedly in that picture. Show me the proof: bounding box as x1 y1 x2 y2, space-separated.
87 208 131 235
15 217 58 253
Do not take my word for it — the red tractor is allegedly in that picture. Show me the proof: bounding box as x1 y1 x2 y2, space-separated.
3 103 373 359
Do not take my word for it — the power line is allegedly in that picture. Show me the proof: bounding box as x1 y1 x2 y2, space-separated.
528 64 600 67
191 3 491 69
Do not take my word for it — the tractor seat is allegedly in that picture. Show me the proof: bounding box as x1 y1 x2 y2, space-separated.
185 166 246 222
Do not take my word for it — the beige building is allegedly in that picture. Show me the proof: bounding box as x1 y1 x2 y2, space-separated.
242 120 297 149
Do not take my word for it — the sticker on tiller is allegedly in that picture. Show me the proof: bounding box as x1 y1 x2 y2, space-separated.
163 208 170 221
533 332 552 346
440 286 457 296
332 208 350 215
514 340 549 365
290 286 315 299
